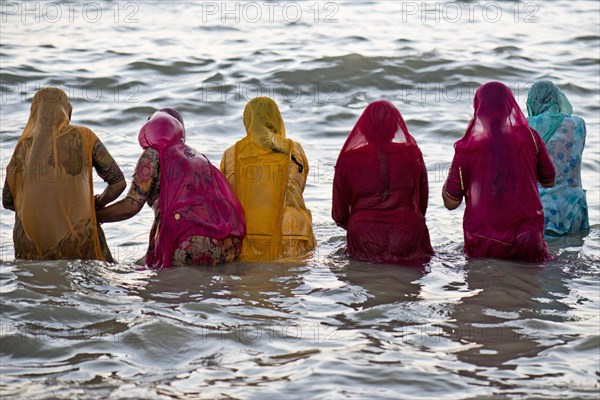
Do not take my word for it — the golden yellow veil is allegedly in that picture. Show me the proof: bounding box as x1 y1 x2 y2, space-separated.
221 97 315 261
6 88 103 260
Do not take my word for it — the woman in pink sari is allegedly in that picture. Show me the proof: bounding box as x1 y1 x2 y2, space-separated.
333 100 434 264
442 82 556 262
97 109 246 268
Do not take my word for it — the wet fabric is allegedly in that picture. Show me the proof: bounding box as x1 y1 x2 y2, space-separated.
125 148 242 266
220 97 316 262
526 81 573 143
138 111 246 269
3 87 119 261
172 236 242 266
445 82 556 262
527 81 588 235
332 100 433 264
126 148 161 208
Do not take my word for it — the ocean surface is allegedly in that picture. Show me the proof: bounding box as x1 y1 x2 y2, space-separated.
0 1 599 399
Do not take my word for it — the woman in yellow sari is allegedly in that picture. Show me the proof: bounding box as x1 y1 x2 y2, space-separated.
2 87 125 261
220 97 316 261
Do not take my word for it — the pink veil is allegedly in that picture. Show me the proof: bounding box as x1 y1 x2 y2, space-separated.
138 112 246 268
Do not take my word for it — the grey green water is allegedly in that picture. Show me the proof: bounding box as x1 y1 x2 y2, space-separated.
1 1 599 399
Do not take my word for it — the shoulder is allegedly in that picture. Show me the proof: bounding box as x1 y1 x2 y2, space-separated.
221 144 236 167
414 146 425 164
288 138 302 147
67 124 98 140
134 147 160 171
452 139 468 156
13 138 27 153
288 139 307 157
569 115 585 123
522 126 543 150
555 116 585 137
566 115 586 130
453 134 468 150
223 143 236 157
142 147 159 159
408 144 424 157
66 124 99 151
10 140 27 161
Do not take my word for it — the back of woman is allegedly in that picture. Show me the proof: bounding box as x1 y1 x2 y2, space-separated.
443 82 556 262
333 101 433 264
3 87 124 261
527 80 589 235
221 97 316 262
97 110 246 269
339 146 424 212
456 126 544 238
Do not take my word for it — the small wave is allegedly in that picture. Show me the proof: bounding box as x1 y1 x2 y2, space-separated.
204 73 226 83
126 60 200 75
0 72 43 84
196 25 241 32
571 58 599 66
574 35 600 42
492 46 521 53
105 49 133 57
337 35 370 43
122 106 157 116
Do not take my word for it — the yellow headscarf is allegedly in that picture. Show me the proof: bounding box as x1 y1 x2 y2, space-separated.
6 88 103 260
242 97 289 154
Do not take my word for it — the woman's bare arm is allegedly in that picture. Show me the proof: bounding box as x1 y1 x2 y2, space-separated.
442 181 462 210
97 197 143 223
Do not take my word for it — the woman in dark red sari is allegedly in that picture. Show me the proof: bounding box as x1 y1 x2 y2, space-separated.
442 82 556 262
333 100 434 264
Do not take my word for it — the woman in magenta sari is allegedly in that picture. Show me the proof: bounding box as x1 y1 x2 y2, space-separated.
97 109 246 268
333 100 434 264
442 82 556 262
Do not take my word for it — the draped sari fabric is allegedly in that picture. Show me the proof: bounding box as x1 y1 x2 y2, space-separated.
139 112 246 269
526 81 589 235
445 82 556 262
220 97 316 262
5 87 105 260
332 100 434 264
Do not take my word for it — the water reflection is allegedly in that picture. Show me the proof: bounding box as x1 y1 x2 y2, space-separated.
443 261 568 369
0 261 144 361
333 261 427 309
135 262 306 311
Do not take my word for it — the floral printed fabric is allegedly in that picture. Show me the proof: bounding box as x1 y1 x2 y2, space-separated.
172 236 241 266
126 148 160 207
127 148 241 265
536 116 589 235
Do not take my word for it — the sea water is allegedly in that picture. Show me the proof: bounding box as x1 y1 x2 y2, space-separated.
0 1 598 399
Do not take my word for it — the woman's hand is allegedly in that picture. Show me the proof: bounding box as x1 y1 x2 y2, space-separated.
442 181 462 210
95 179 127 210
94 194 103 210
96 197 143 223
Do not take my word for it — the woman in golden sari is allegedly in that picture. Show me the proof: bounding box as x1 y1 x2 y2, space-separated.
220 97 316 262
2 87 125 261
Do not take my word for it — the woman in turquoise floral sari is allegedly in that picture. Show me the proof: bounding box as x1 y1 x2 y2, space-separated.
526 80 589 235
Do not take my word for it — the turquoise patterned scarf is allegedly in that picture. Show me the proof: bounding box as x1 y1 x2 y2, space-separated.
526 80 573 143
